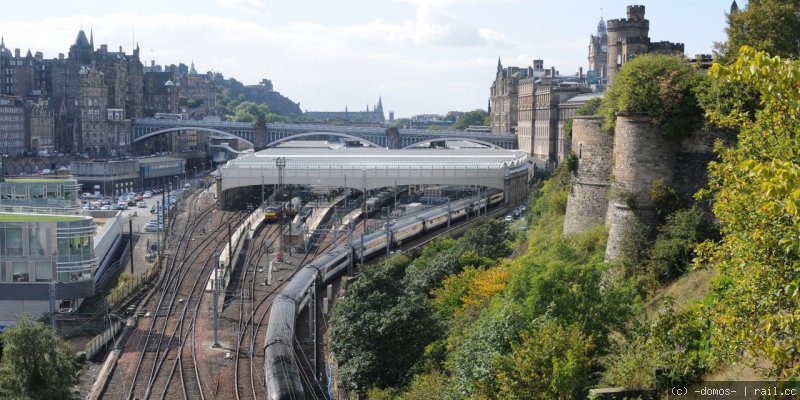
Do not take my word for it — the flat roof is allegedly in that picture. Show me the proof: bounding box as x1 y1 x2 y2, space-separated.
236 147 529 169
0 213 85 222
5 178 76 183
138 156 185 164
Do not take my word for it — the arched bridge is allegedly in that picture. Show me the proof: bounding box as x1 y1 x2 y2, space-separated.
132 119 518 149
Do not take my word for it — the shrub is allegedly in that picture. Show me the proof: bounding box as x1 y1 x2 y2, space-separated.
564 97 603 137
601 54 704 137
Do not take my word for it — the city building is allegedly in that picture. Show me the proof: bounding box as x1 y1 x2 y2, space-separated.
490 4 684 165
138 156 187 191
0 177 122 326
0 95 27 156
490 59 534 134
69 159 138 196
305 97 385 126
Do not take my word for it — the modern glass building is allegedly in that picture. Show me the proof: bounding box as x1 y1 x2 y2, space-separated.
0 213 97 325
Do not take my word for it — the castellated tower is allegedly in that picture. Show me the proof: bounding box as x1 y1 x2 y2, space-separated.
606 5 650 86
563 116 614 235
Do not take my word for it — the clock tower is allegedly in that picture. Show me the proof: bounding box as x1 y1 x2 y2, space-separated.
588 15 608 83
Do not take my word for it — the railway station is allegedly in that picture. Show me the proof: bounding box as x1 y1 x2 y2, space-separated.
216 147 533 209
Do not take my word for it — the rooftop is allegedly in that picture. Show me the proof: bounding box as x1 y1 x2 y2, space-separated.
0 213 85 223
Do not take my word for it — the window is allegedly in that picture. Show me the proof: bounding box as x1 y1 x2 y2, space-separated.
5 226 23 256
12 261 28 282
36 262 53 282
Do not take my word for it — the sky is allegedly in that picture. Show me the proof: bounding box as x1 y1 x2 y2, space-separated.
1 0 736 118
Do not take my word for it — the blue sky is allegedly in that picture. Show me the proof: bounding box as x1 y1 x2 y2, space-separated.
1 0 735 117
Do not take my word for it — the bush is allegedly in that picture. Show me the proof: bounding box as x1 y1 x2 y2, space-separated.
649 179 682 218
649 207 716 282
564 97 603 137
601 54 704 137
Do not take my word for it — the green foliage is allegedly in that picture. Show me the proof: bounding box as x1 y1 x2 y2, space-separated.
715 0 800 63
602 300 716 390
649 207 716 283
491 321 594 400
329 256 441 392
649 179 682 218
231 101 271 123
532 162 572 219
446 303 525 398
694 75 761 131
0 314 80 400
601 54 704 137
461 218 512 260
564 97 603 137
452 109 490 130
699 46 800 377
213 76 301 118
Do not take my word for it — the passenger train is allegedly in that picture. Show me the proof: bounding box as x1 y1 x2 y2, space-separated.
264 189 504 400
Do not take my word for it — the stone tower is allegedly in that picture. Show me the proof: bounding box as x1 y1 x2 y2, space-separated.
606 5 650 86
563 116 614 235
588 16 608 82
604 113 678 260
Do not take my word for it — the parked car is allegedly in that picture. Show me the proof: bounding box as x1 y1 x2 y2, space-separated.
143 191 152 198
137 201 147 208
503 215 513 223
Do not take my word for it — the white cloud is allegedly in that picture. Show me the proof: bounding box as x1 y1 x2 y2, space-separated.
216 0 269 16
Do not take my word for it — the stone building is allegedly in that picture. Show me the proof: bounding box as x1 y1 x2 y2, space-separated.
28 99 55 153
143 70 179 116
587 17 608 84
0 95 26 155
305 97 385 126
606 5 684 86
533 77 582 163
490 59 535 134
176 62 217 116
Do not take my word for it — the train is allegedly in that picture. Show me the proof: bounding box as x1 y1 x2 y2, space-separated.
263 206 278 222
264 189 504 400
364 190 396 216
285 197 303 217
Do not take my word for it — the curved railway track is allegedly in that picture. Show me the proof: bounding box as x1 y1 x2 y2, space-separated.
122 190 247 400
231 216 338 400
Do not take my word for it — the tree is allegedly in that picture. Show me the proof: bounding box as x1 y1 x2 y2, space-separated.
715 0 800 63
461 218 512 260
601 54 704 137
452 109 490 130
0 314 80 400
491 321 593 400
698 46 800 377
329 257 441 392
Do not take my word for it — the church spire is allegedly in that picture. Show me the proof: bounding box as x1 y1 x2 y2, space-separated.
730 0 739 13
376 96 383 112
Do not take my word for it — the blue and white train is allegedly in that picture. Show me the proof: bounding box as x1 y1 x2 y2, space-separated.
264 190 504 400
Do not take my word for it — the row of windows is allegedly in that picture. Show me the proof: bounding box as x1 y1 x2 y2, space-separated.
0 261 54 283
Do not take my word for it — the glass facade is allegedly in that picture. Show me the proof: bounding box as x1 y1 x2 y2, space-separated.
0 179 80 209
0 215 96 285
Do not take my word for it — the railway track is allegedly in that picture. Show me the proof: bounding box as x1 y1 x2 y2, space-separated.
121 190 247 400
